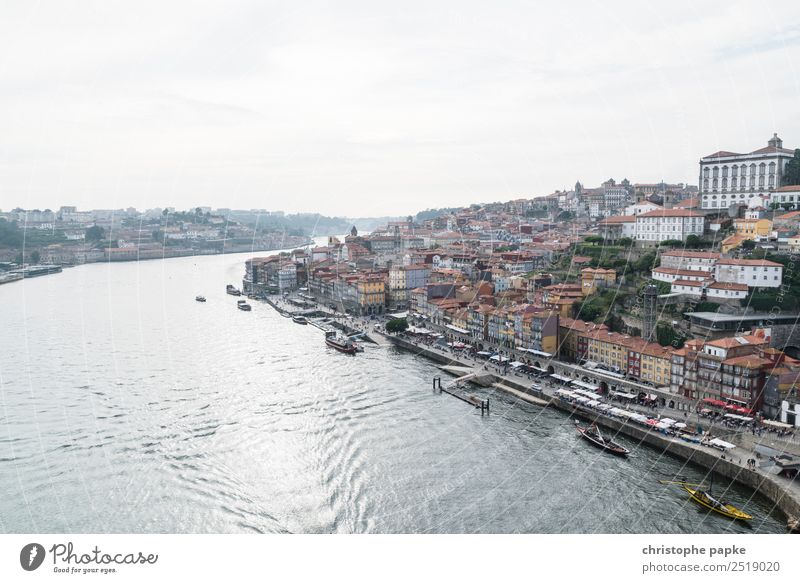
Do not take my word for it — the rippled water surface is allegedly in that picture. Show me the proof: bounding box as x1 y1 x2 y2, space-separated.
0 251 788 533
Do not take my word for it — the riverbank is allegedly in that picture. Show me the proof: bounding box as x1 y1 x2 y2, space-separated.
387 333 800 532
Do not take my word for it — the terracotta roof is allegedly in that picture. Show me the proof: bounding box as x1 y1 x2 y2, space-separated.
750 146 794 155
702 150 742 159
774 185 800 193
674 198 699 208
638 209 703 218
707 337 749 349
660 250 720 259
723 355 772 368
707 281 748 291
716 259 783 267
672 279 703 287
600 215 636 224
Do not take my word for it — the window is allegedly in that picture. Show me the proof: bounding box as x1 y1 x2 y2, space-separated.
713 167 719 178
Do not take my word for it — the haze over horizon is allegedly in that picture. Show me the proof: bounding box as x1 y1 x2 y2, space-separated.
1 1 799 216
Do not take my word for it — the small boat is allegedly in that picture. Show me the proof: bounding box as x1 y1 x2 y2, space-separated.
682 485 752 521
226 284 242 296
195 295 206 302
576 422 630 456
237 301 252 311
325 331 357 354
292 315 308 325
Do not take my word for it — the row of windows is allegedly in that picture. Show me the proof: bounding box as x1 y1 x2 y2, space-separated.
704 176 775 190
704 162 776 179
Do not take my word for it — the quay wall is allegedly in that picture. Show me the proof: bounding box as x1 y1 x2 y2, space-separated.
387 335 800 528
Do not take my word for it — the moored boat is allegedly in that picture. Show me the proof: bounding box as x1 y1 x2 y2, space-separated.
226 284 242 296
325 331 357 354
237 301 252 311
292 315 308 325
576 422 630 456
195 295 206 302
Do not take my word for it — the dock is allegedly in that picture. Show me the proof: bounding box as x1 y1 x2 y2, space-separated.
433 376 490 415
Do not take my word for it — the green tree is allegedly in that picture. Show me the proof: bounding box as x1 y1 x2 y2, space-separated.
584 235 604 245
618 237 634 247
741 239 756 250
659 239 684 247
783 149 800 186
30 250 41 264
656 322 685 348
685 234 701 247
86 225 105 242
386 318 409 334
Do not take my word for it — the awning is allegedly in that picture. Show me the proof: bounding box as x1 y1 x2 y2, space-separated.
518 348 553 357
445 324 469 334
555 389 574 397
550 374 573 383
572 380 599 392
702 398 726 407
476 351 492 357
708 437 736 450
509 361 525 368
762 419 793 429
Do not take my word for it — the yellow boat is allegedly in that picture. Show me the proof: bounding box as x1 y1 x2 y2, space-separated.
683 485 753 521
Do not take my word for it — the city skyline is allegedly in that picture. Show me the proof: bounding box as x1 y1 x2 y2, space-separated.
2 1 799 216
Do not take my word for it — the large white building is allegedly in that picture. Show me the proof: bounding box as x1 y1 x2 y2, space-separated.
698 134 795 210
714 259 784 289
634 209 705 245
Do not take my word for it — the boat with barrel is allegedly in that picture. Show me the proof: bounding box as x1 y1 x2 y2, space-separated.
195 295 206 302
292 315 308 325
659 480 752 521
226 284 242 296
325 330 357 354
237 299 252 311
575 421 630 456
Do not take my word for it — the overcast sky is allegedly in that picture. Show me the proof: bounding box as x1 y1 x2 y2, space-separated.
1 1 799 217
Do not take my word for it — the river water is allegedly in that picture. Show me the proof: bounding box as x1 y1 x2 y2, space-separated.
0 249 787 533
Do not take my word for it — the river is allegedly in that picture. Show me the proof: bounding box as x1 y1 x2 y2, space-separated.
0 248 787 533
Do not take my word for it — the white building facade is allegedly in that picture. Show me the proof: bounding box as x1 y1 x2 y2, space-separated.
713 259 783 289
634 209 705 245
698 134 795 210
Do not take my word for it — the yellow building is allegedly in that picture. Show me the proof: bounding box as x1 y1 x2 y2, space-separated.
357 276 386 315
721 234 747 253
639 344 673 387
580 268 617 297
733 218 772 239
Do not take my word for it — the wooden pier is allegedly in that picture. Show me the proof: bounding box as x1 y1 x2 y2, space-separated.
433 376 490 415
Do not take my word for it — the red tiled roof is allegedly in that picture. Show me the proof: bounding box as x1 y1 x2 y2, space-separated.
707 281 748 291
672 279 703 287
600 215 636 224
660 250 720 259
638 209 703 218
702 150 741 159
716 259 783 267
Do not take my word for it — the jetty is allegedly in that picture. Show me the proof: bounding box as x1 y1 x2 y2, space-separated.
433 376 490 415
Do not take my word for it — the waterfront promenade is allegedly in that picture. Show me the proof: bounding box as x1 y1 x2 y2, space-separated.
384 332 800 531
